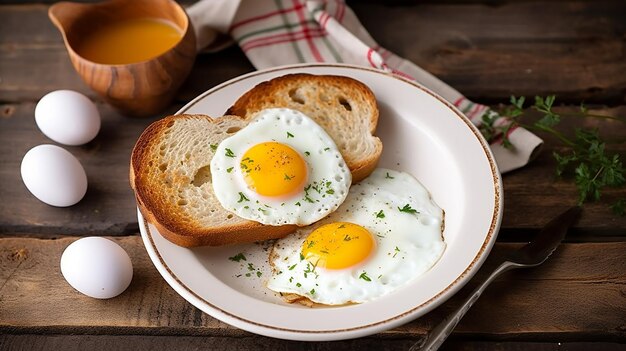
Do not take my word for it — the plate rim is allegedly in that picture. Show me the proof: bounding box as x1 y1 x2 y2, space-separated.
139 63 503 340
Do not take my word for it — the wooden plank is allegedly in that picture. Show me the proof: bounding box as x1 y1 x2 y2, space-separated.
0 335 624 351
1 237 625 340
0 2 624 103
0 45 254 104
1 101 624 237
353 1 626 104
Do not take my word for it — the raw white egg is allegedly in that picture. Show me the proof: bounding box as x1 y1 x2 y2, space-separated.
210 108 352 226
35 90 100 146
20 144 88 207
267 168 445 305
60 237 133 299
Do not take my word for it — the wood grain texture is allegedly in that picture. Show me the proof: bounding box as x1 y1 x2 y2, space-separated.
352 1 626 104
0 335 624 351
0 102 623 238
0 2 624 103
1 0 624 348
1 237 625 340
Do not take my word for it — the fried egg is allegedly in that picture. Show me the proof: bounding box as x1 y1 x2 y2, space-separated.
210 108 352 226
267 168 445 305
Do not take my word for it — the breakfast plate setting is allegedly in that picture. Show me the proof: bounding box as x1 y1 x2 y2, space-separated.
138 63 503 341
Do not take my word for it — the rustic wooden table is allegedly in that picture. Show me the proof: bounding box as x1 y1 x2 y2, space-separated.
1 1 625 350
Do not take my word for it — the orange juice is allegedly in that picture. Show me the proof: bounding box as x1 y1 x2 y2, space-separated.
76 18 182 65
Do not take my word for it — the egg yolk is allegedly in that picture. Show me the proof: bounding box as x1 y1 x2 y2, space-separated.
240 142 307 197
301 222 375 270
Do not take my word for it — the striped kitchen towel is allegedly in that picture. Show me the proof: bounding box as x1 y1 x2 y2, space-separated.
187 0 543 173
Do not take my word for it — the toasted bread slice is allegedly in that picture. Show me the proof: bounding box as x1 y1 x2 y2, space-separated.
226 74 382 182
130 114 297 247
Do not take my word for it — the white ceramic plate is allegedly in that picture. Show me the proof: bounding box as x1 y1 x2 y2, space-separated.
139 63 502 341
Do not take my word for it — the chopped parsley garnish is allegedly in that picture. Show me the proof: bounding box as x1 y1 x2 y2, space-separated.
247 263 255 271
324 147 330 151
393 246 400 258
304 151 310 156
287 132 294 138
304 195 315 203
226 167 234 173
228 253 246 262
210 144 218 151
284 174 293 180
245 273 251 277
238 192 249 203
326 189 334 195
398 204 418 214
256 271 262 277
300 253 305 261
310 289 316 295
359 272 371 282
385 172 394 179
296 282 302 287
344 234 352 241
258 207 267 214
375 210 385 219
289 264 297 270
225 148 235 157
338 224 346 229
307 240 315 248
305 261 316 273
303 261 319 279
289 277 294 283
295 202 301 206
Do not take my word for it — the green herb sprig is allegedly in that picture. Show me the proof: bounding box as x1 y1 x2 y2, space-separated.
479 95 625 214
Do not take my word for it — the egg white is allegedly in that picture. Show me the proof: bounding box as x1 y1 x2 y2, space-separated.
267 168 445 305
210 108 352 226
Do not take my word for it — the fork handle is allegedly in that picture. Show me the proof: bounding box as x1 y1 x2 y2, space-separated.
409 261 518 351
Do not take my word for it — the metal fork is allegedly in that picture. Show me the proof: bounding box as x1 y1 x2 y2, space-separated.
409 206 582 351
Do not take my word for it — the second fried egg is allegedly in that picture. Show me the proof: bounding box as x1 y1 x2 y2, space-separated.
267 168 445 305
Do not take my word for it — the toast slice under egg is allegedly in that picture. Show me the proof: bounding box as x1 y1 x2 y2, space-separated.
130 74 382 247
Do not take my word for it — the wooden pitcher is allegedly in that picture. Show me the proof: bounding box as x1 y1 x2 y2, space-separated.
49 0 196 117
